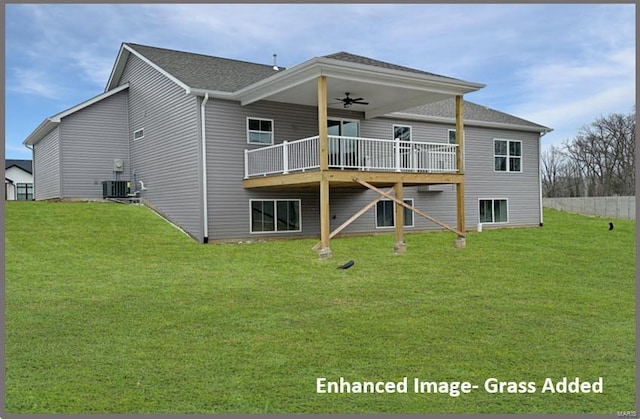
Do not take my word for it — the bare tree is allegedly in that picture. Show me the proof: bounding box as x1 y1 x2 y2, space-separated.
541 145 565 197
562 109 635 196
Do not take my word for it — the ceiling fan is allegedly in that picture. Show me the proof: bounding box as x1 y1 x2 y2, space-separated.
334 92 369 108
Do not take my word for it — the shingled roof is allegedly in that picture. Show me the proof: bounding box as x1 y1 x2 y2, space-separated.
398 98 550 131
119 44 548 131
323 51 460 81
6 159 33 174
125 43 282 92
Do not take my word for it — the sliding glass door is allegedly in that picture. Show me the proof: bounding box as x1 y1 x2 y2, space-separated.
328 118 359 168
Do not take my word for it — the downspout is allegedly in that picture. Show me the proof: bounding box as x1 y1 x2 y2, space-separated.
538 129 551 227
200 93 210 243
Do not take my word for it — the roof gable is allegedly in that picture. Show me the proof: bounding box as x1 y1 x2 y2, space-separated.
323 52 459 81
6 159 33 174
23 83 129 146
110 43 282 93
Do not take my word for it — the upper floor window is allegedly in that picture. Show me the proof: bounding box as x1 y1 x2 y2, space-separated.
448 129 457 145
133 128 144 141
494 139 522 172
247 118 274 145
393 125 411 142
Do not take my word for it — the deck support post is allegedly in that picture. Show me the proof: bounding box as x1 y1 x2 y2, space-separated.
455 95 466 248
318 174 332 259
394 182 406 253
317 75 332 259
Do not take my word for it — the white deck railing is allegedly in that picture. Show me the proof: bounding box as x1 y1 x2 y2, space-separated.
245 135 457 178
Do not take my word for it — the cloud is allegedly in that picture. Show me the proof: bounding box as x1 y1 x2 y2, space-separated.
8 68 64 100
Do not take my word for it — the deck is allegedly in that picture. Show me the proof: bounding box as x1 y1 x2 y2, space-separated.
243 135 461 189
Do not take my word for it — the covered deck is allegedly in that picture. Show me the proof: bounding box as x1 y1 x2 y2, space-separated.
235 54 483 257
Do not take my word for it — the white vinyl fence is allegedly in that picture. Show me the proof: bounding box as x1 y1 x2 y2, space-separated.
543 196 636 220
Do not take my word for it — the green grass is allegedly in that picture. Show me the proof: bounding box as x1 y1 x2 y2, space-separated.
4 201 635 414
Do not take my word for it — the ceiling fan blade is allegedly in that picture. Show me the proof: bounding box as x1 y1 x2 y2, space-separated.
353 101 369 105
352 97 364 101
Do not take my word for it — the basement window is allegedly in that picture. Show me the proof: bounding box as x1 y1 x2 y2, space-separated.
479 199 508 224
247 118 274 145
375 199 414 228
133 128 144 141
250 199 301 233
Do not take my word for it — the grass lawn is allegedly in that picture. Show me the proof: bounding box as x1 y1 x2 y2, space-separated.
4 201 635 414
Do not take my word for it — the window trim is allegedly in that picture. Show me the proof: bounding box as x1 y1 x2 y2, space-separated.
393 124 412 142
16 183 34 201
247 117 274 145
328 118 360 137
133 128 144 141
493 139 522 173
375 198 415 229
249 199 302 234
478 198 509 225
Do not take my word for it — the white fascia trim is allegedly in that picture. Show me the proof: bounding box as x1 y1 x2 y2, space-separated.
23 119 58 146
121 44 191 94
389 111 553 134
23 83 130 146
52 83 130 122
236 57 485 107
319 58 485 94
185 87 237 100
105 44 130 91
236 58 324 106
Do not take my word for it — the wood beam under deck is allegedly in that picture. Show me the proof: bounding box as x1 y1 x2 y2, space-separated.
243 170 463 190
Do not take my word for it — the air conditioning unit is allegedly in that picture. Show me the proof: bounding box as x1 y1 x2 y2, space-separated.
102 180 130 198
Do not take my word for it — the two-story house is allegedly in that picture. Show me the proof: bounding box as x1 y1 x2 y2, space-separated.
23 43 550 257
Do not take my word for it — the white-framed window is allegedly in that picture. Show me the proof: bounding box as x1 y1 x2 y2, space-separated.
393 125 412 142
247 118 274 145
448 129 457 145
448 129 466 170
133 128 144 141
494 139 522 172
250 199 301 233
479 198 508 224
375 199 414 228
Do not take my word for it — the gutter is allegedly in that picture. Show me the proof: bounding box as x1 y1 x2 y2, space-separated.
200 93 210 243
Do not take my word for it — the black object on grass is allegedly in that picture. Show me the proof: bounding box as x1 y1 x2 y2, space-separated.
337 260 355 269
609 222 614 231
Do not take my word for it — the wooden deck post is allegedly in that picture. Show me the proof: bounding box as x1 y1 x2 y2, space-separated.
318 76 329 171
317 76 332 258
394 182 406 253
455 95 466 248
318 174 332 258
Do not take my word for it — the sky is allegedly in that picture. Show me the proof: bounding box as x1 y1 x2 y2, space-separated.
5 3 636 160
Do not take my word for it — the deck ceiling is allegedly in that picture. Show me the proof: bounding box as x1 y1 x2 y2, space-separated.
236 57 484 119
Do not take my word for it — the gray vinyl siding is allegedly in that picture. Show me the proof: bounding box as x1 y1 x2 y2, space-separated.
59 90 129 198
205 99 541 239
206 99 323 240
118 54 203 241
33 127 61 200
464 126 541 227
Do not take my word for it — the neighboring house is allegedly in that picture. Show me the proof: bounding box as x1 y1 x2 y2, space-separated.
23 43 551 256
5 159 33 200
